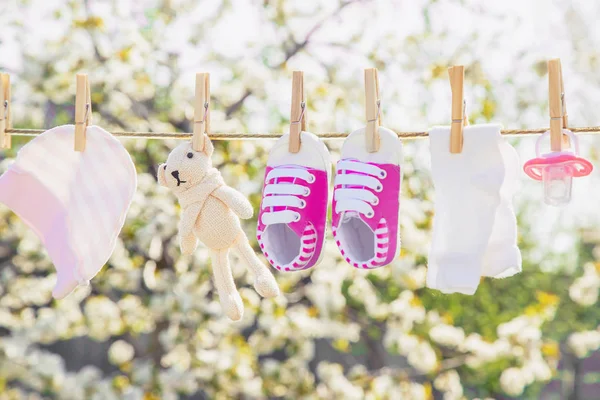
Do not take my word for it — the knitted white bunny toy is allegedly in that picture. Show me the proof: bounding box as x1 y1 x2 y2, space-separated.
157 136 280 320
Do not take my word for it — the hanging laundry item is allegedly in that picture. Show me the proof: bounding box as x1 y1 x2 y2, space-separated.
523 130 592 206
332 68 403 269
524 59 593 205
257 131 331 271
157 73 279 321
0 125 137 299
159 136 280 321
332 126 403 269
257 71 331 272
482 138 522 279
427 124 521 295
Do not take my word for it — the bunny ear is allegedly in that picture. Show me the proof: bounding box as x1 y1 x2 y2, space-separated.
202 135 214 157
157 164 168 186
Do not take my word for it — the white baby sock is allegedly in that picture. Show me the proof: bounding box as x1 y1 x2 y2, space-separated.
482 140 522 278
427 124 505 295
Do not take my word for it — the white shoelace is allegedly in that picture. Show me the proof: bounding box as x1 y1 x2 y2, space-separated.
334 160 386 218
261 166 315 225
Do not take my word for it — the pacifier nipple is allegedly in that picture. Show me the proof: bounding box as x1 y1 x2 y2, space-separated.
547 179 567 198
542 165 572 206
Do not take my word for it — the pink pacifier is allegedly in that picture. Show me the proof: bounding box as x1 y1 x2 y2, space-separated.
523 129 593 206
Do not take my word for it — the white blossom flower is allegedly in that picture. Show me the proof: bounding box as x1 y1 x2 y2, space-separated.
462 334 508 364
522 357 552 382
498 315 533 338
370 374 394 396
516 325 542 345
84 296 124 341
408 341 438 373
500 367 527 397
108 340 135 365
434 370 463 400
568 330 600 358
399 381 429 400
317 363 364 400
429 324 465 348
569 276 599 306
399 265 428 289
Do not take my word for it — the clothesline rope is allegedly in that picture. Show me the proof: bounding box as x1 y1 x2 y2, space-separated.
5 126 600 140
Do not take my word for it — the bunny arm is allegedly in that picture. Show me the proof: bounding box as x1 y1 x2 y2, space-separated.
179 203 202 236
179 203 202 254
212 186 254 219
180 232 198 255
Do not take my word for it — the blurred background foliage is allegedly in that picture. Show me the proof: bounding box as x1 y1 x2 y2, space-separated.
1 0 600 399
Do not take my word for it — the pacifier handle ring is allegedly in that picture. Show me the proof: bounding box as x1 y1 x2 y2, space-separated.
572 158 594 177
535 129 579 157
523 161 543 181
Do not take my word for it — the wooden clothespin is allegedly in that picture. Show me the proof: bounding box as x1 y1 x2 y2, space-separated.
192 72 210 152
548 59 568 151
74 74 92 152
448 65 468 154
365 68 381 153
0 73 11 149
289 71 306 154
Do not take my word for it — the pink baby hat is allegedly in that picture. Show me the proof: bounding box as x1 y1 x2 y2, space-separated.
0 125 137 299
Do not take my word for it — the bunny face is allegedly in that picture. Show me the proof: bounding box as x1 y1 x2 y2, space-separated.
158 139 214 192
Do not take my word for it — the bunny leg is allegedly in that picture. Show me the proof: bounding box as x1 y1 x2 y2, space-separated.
234 235 280 298
210 248 243 321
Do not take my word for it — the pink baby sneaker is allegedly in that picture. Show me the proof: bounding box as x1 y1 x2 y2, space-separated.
332 127 403 269
257 131 331 271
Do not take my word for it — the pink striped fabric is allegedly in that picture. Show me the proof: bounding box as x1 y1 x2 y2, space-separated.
257 223 317 271
0 125 137 299
332 218 390 269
